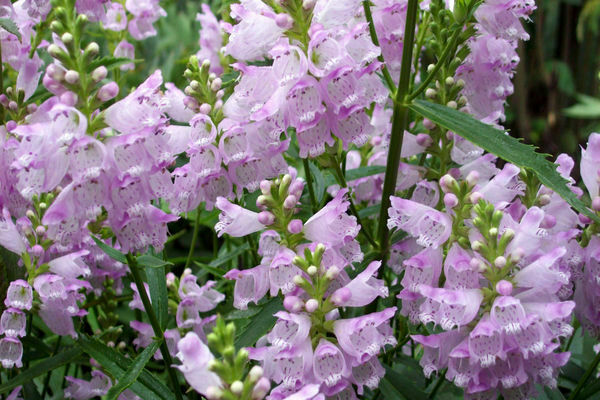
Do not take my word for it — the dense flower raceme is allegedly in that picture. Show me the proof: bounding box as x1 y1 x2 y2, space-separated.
2 0 600 399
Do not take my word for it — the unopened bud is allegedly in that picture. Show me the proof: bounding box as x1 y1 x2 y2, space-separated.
416 133 432 147
307 265 318 275
84 42 100 58
537 194 551 206
92 66 108 82
230 381 244 395
445 77 455 86
325 266 340 280
494 256 506 268
293 275 305 286
471 241 483 251
469 191 483 204
305 299 319 312
64 70 80 85
330 287 351 305
283 195 297 209
61 32 73 44
466 170 479 186
252 377 271 399
446 100 457 109
496 280 513 296
488 227 498 237
444 193 459 209
283 295 304 312
211 78 222 91
258 211 275 225
205 386 222 400
427 64 435 73
199 103 212 114
288 219 303 234
275 13 294 29
97 82 119 102
425 88 437 98
249 365 264 382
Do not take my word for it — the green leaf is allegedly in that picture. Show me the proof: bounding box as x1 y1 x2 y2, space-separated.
308 161 326 205
563 94 600 119
358 203 381 218
91 236 127 264
105 341 161 400
345 165 386 181
379 377 408 400
0 18 21 40
78 336 173 400
142 261 169 330
0 347 82 394
137 254 173 269
409 100 600 224
381 366 428 400
209 242 250 268
235 297 283 348
86 57 140 72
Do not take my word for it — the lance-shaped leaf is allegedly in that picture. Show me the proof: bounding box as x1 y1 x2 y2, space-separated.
409 100 600 223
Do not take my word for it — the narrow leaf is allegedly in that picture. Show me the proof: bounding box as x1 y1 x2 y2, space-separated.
564 94 600 119
235 297 283 348
409 100 600 224
105 341 161 400
92 236 127 264
137 254 173 269
142 261 169 330
308 161 326 204
358 203 381 218
345 165 386 181
209 242 250 268
0 347 82 394
86 57 140 72
78 336 173 400
0 18 21 40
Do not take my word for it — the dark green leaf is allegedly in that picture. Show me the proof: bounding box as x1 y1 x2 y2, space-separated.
308 161 326 204
235 297 283 348
0 347 82 394
86 57 140 72
143 263 169 330
194 261 225 277
137 254 173 269
224 307 261 320
78 336 173 400
209 242 250 268
105 341 161 400
0 18 21 40
345 165 386 181
579 378 600 399
92 236 127 264
358 203 381 218
409 100 600 224
382 365 428 400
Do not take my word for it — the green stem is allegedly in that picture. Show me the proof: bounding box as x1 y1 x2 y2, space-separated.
376 0 419 262
303 158 318 212
408 27 461 101
568 349 600 400
332 157 378 248
126 254 184 400
362 0 396 92
184 208 202 270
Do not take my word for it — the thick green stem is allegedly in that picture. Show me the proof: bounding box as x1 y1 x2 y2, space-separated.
184 208 202 270
362 0 396 92
377 0 419 262
126 254 184 400
568 349 600 400
332 157 378 248
303 158 318 212
408 27 461 101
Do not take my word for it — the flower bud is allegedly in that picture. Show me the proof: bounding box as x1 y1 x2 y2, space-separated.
287 219 303 234
425 88 437 98
446 100 457 109
511 247 524 262
305 299 319 312
64 70 80 85
205 386 222 400
579 214 592 225
466 170 479 186
216 89 224 99
445 76 455 86
260 180 272 195
60 91 78 106
230 381 244 395
440 174 457 193
214 99 223 110
97 82 119 102
257 211 275 225
249 365 263 382
427 64 435 73
422 118 436 130
415 133 433 147
540 214 556 229
293 275 306 286
283 195 297 209
537 194 551 206
211 78 222 91
5 120 16 131
27 103 38 114
35 226 46 236
32 244 44 257
307 265 317 275
494 256 506 268
8 101 17 111
302 0 316 9
456 79 465 88
283 295 304 312
84 42 99 58
469 191 483 204
61 32 73 45
275 13 294 29
471 240 483 251
488 227 498 237
183 268 192 277
92 66 107 82
199 103 212 114
443 193 458 209
496 280 513 296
